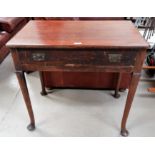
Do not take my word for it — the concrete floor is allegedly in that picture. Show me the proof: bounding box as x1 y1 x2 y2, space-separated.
0 55 155 137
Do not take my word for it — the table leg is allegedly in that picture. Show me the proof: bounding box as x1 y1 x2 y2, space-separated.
120 72 141 136
16 71 35 131
39 71 47 96
114 73 122 98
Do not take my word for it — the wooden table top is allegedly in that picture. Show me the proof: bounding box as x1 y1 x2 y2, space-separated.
7 20 149 49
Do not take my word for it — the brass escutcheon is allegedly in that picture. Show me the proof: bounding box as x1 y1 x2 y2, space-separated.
108 54 122 63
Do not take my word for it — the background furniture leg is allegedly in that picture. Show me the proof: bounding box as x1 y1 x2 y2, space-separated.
114 73 122 98
16 71 35 131
120 72 141 136
39 71 47 96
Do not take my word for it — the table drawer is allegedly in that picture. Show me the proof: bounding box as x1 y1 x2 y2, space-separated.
18 49 137 66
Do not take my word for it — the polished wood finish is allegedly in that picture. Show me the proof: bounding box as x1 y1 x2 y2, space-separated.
7 20 148 136
37 17 128 90
8 20 148 48
121 51 146 136
15 71 35 131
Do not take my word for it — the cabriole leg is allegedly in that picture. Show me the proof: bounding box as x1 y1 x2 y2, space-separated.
120 72 141 136
16 71 35 131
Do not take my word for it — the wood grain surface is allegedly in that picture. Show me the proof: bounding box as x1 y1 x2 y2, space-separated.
7 20 149 49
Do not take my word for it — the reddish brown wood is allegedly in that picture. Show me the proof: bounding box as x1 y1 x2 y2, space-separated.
15 71 35 131
39 71 47 96
114 73 122 98
35 17 127 89
121 72 141 136
7 21 148 136
42 72 131 89
121 50 146 136
7 20 148 49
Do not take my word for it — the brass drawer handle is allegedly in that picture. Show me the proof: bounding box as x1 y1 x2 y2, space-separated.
108 54 122 63
32 53 45 61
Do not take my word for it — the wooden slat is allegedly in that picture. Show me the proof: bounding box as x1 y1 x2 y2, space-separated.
143 66 155 69
148 87 155 93
143 65 155 93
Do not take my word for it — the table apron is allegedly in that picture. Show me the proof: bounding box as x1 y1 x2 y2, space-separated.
10 48 143 73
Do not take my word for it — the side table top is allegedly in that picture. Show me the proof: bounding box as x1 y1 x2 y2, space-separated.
7 20 149 49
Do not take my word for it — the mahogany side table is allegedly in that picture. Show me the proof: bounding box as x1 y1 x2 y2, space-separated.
7 20 148 136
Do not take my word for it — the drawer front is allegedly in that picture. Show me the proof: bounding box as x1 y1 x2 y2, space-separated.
18 49 137 67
